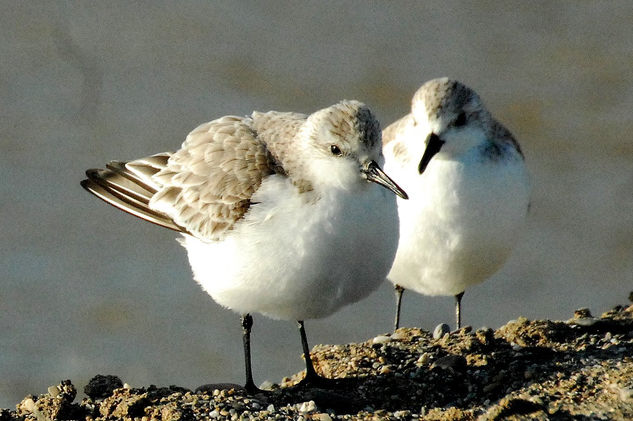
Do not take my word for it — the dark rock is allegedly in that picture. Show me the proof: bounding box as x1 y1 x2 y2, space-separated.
84 374 123 400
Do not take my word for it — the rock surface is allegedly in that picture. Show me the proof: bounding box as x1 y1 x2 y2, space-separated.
2 304 632 420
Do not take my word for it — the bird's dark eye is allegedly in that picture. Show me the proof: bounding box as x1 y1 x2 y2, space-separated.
454 112 467 127
330 145 342 156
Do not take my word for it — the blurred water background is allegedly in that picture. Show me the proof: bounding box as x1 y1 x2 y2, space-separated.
1 1 632 408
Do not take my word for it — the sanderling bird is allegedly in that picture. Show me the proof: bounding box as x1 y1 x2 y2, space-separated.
81 100 407 392
383 78 530 330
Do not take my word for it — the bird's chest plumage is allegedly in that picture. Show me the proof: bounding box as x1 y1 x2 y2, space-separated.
183 176 399 320
389 149 529 295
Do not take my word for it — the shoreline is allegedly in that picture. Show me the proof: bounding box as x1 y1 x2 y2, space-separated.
3 303 632 420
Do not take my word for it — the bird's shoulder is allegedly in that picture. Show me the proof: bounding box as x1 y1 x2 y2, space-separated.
487 118 524 159
382 113 414 146
382 113 416 163
150 114 302 240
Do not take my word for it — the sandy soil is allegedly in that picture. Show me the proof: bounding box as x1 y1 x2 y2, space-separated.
3 301 632 420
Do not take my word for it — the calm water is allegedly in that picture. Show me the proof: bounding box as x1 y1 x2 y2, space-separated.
1 1 632 407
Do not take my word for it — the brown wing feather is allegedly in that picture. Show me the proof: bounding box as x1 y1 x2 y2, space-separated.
82 114 304 240
147 115 288 240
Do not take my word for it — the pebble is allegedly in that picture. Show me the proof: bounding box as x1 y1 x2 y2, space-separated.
379 365 392 375
417 353 431 366
20 398 36 413
372 335 392 345
259 381 274 390
433 323 451 339
432 355 466 371
390 331 407 341
619 387 633 402
573 317 598 327
574 308 593 318
394 409 411 418
297 400 317 413
84 374 123 400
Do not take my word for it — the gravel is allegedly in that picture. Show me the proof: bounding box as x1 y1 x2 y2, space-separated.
2 302 632 420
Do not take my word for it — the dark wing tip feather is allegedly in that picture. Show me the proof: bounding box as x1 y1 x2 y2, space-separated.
81 169 189 234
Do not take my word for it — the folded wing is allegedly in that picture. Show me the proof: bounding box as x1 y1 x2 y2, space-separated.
82 115 291 241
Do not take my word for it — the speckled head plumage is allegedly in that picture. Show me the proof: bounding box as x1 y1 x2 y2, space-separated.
304 100 381 160
412 77 487 131
295 100 406 199
409 78 522 172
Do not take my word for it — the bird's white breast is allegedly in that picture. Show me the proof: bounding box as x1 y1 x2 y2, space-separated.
182 175 399 320
385 142 530 296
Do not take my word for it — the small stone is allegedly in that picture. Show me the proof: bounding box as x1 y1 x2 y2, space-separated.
259 380 274 390
372 335 391 344
610 383 633 402
433 323 451 339
432 355 467 371
84 375 123 400
379 365 392 375
417 353 431 366
574 308 593 318
390 331 407 341
476 327 494 345
458 325 473 334
297 400 317 413
314 413 332 421
48 385 60 397
619 387 633 402
18 397 36 414
572 317 598 327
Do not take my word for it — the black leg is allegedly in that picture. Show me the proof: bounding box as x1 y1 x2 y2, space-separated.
454 291 464 330
394 284 405 331
297 320 331 387
298 320 319 380
241 314 260 393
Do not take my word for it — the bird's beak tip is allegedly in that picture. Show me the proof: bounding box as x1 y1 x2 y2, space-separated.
419 133 445 174
364 161 408 200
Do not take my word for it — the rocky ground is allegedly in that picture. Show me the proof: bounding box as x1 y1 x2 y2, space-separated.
2 302 633 420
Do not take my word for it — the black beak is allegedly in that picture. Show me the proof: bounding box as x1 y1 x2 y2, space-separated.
418 132 445 174
363 161 408 200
